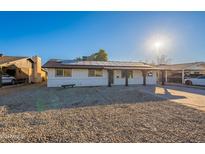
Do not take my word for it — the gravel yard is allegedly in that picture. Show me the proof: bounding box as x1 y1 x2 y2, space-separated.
0 84 205 142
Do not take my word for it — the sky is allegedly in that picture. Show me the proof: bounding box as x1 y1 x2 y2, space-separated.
0 11 205 64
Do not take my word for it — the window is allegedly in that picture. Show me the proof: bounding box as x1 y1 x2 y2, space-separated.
56 69 63 77
121 70 133 78
64 69 72 77
55 69 72 77
128 71 133 78
88 69 103 77
95 69 103 77
88 69 95 77
121 70 126 78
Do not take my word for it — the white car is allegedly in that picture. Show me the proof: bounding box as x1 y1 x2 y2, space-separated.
1 74 16 85
185 76 205 86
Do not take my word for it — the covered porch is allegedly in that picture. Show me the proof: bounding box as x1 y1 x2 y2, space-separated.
105 67 159 87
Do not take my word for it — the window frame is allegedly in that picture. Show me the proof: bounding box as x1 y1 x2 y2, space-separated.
88 69 103 77
121 70 133 78
55 69 64 77
63 69 72 77
55 69 72 77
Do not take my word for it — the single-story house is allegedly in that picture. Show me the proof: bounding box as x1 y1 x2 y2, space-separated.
43 59 159 87
0 54 47 84
157 62 205 84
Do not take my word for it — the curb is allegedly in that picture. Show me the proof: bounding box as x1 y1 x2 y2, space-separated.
0 83 29 89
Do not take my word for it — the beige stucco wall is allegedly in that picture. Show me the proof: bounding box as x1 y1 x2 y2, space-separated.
31 56 49 83
41 69 47 81
32 56 42 83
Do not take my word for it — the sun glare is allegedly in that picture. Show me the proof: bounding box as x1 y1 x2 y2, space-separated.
154 41 162 49
146 34 172 57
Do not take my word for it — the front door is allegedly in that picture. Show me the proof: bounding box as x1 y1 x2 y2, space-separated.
108 70 114 86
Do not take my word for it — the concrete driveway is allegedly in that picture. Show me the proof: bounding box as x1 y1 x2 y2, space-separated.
138 85 205 112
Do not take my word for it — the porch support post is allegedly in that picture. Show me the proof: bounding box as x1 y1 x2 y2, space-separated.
0 66 2 88
142 70 147 86
182 69 185 84
161 70 165 85
108 70 112 87
165 70 168 83
125 70 128 86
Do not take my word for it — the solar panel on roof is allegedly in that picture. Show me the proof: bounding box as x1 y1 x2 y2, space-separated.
57 59 149 67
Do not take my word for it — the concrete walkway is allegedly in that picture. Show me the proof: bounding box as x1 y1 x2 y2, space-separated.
137 85 205 112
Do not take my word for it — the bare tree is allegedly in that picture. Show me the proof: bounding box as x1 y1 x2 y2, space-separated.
156 54 171 65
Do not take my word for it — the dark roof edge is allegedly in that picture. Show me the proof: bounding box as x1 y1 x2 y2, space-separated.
42 65 158 69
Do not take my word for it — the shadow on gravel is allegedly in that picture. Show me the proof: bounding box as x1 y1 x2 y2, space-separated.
0 84 190 114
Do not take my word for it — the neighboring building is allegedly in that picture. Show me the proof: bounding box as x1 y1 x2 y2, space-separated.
43 59 158 87
157 62 205 84
32 56 47 82
0 54 47 83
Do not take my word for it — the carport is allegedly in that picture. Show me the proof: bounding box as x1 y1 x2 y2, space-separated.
0 55 34 87
157 62 205 85
0 64 30 87
0 65 17 87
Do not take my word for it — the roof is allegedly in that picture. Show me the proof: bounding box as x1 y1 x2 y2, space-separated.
43 59 156 69
157 62 205 70
104 67 160 70
0 56 28 65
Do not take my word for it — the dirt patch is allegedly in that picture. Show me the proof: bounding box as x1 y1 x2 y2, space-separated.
0 84 204 142
0 101 204 142
0 84 164 113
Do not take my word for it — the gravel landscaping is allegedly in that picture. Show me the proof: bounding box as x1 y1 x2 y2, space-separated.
0 84 205 142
